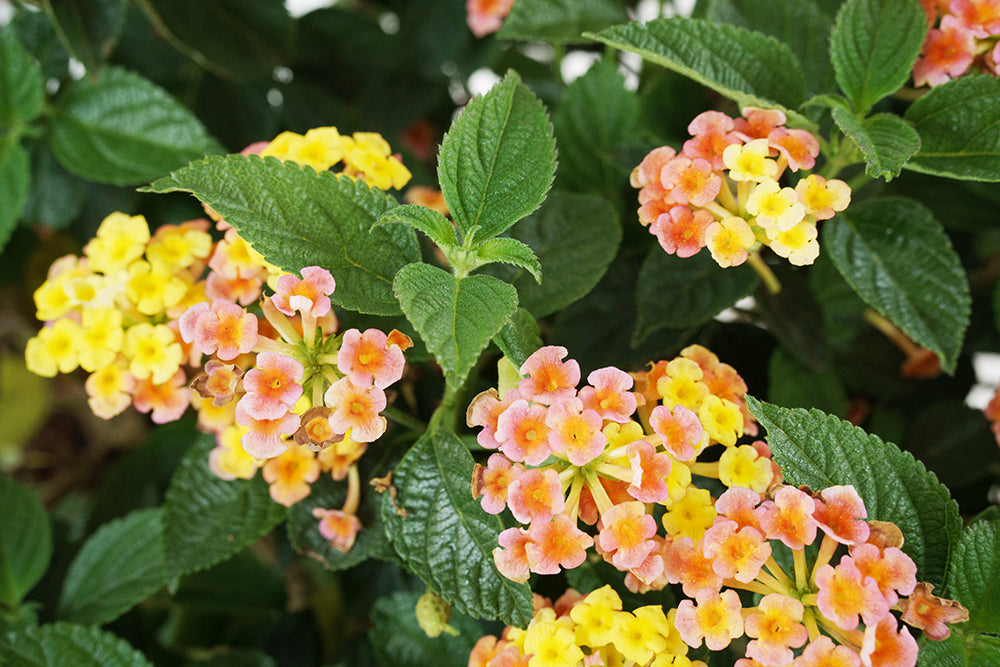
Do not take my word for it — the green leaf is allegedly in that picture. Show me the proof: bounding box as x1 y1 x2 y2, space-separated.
145 154 420 316
495 308 543 369
905 75 1000 182
163 438 286 578
949 520 1000 633
487 191 621 318
42 0 125 72
633 247 758 345
588 18 807 114
381 431 533 626
823 197 970 373
58 508 167 625
767 347 848 418
394 264 518 389
437 71 556 241
0 137 29 255
0 623 153 666
0 30 45 126
829 0 926 112
498 0 628 44
474 237 542 283
368 591 482 667
22 146 87 230
0 475 51 608
183 650 277 667
49 67 221 185
553 59 640 196
917 632 1000 667
378 204 459 251
748 397 962 586
831 107 921 181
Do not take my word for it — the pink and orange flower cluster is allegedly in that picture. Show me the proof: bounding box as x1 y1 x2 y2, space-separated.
916 0 1000 86
631 108 850 271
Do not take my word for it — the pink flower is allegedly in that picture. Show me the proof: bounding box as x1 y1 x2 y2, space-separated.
683 111 740 169
650 403 703 461
524 514 593 575
813 485 870 545
596 501 658 570
236 401 299 459
324 378 388 442
545 397 606 466
659 157 722 207
650 206 713 258
336 328 405 388
518 346 580 403
495 398 552 465
473 453 523 514
313 508 362 553
815 560 890 631
578 366 636 423
180 300 258 361
493 527 532 583
625 439 672 503
860 612 918 667
913 15 976 86
507 468 565 524
271 266 336 318
675 588 744 651
466 0 514 37
241 351 304 419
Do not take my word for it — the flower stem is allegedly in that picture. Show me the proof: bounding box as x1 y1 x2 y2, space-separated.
748 251 782 294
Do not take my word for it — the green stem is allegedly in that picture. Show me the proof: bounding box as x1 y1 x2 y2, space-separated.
383 406 426 432
748 251 782 294
428 381 462 434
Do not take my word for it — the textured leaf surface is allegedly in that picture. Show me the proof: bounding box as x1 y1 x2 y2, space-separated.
42 0 125 71
146 154 419 315
916 631 1000 667
368 591 482 667
634 248 758 344
381 431 533 626
0 475 51 608
50 67 221 185
0 137 29 255
495 308 543 368
749 397 962 586
905 75 1000 182
829 0 926 112
498 0 628 44
832 107 920 181
475 237 542 283
163 438 286 577
823 197 970 373
0 623 152 667
59 508 167 625
438 71 556 241
0 30 45 126
378 204 458 251
394 264 518 388
949 520 1000 633
589 18 806 112
23 146 87 229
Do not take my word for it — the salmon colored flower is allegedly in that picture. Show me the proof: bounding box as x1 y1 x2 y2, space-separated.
494 527 532 583
466 0 514 37
180 299 258 361
518 346 580 403
913 15 976 86
507 467 564 524
626 439 673 502
597 501 658 569
675 588 744 651
795 636 862 667
495 398 552 465
262 443 320 506
578 366 636 423
815 560 890 631
768 127 820 172
898 581 969 640
759 485 817 550
734 107 787 142
650 404 704 461
702 519 771 583
683 111 739 169
473 453 522 514
524 514 593 575
312 507 362 553
860 613 918 667
235 401 299 459
744 594 808 666
651 206 714 258
337 327 406 388
324 377 388 442
662 536 724 597
271 266 336 318
132 369 191 424
849 544 916 606
714 486 764 531
813 485 870 545
466 388 521 450
546 398 606 466
632 145 678 189
660 157 723 207
191 359 243 407
241 351 304 420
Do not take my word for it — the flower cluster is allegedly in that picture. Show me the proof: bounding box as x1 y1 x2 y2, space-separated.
915 0 1000 86
468 344 770 587
631 108 850 270
469 585 702 667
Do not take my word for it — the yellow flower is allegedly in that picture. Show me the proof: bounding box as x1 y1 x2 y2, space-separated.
123 322 183 384
722 139 778 182
699 394 744 446
84 212 150 273
661 486 717 543
25 319 82 377
718 444 773 492
610 607 670 665
125 260 188 315
522 618 584 667
78 307 124 372
569 585 622 649
85 361 134 419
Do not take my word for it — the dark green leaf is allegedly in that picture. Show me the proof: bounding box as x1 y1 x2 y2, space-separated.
588 18 807 113
381 431 533 626
0 475 52 608
394 264 518 388
905 75 1000 182
378 204 459 251
748 397 962 586
0 30 45 126
831 107 921 181
368 591 482 667
163 438 286 578
145 154 419 316
183 650 277 667
495 308 543 368
823 197 970 373
767 347 848 418
58 508 167 625
42 0 126 72
498 0 628 44
917 632 1000 667
634 247 758 345
22 146 87 229
0 622 153 666
437 71 556 241
50 67 222 185
949 520 1000 633
829 0 926 112
475 237 542 283
0 137 29 255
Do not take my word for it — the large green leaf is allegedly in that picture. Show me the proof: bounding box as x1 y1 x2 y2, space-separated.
437 71 556 241
823 197 970 373
163 439 286 577
49 67 221 185
905 76 1000 182
829 0 926 113
949 520 1000 633
0 137 29 255
368 591 482 667
588 18 807 114
22 146 87 230
394 264 518 389
381 431 533 626
831 107 921 181
42 0 125 72
748 397 962 587
58 509 167 625
487 191 621 318
0 30 45 127
633 247 758 345
145 154 420 316
0 623 153 666
917 632 1000 667
0 475 52 608
498 0 628 44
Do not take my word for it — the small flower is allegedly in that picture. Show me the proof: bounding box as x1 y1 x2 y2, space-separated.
507 467 565 524
524 514 593 575
706 216 756 268
675 588 744 651
815 560 889 631
241 351 305 420
597 501 659 570
337 327 406 389
651 206 714 258
518 346 580 403
744 594 808 666
718 445 773 492
723 139 779 182
262 444 321 506
271 266 336 318
650 404 703 461
898 581 969 640
313 507 362 553
466 0 515 37
324 377 388 442
179 300 258 361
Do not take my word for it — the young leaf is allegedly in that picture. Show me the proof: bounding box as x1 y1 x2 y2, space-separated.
58 508 167 625
437 71 556 241
42 0 126 72
474 237 542 283
0 623 153 666
495 307 543 368
831 107 921 181
368 591 482 667
829 0 926 113
633 248 758 345
0 137 29 255
163 438 286 578
394 263 518 389
748 397 962 587
49 67 222 185
0 475 52 608
588 18 807 114
381 430 534 626
498 0 628 44
145 154 420 316
905 75 1000 182
377 204 459 251
822 197 970 373
949 520 1000 633
0 30 45 126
